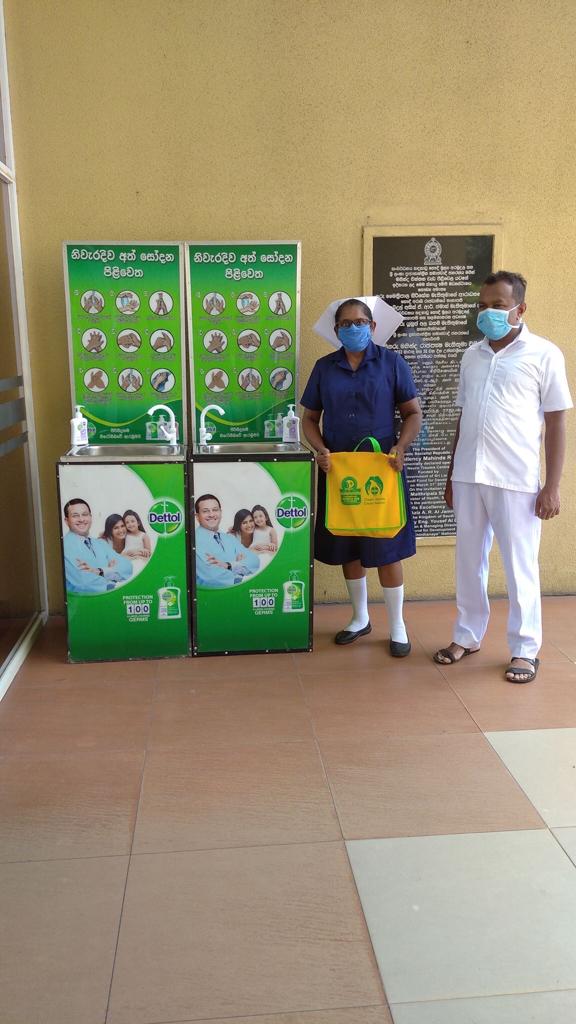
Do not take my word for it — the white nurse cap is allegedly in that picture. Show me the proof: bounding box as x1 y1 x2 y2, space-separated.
313 294 404 349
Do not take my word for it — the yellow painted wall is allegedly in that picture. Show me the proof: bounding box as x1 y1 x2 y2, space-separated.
4 0 575 611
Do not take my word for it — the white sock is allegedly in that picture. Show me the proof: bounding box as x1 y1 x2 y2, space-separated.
382 584 408 643
344 577 369 632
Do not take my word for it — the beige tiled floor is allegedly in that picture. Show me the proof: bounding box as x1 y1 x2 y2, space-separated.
1 596 576 1024
486 728 576 827
554 827 576 866
348 830 576 1001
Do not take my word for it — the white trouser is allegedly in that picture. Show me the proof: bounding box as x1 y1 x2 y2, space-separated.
452 482 542 659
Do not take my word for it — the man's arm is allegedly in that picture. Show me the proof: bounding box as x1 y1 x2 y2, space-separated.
93 541 133 582
64 553 109 594
443 412 462 510
389 398 422 471
195 530 236 588
242 547 260 572
196 551 236 587
229 535 259 573
63 534 112 594
535 410 567 520
108 551 133 581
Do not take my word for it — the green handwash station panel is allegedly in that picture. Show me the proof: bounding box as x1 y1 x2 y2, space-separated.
58 457 190 662
192 450 313 655
63 242 186 444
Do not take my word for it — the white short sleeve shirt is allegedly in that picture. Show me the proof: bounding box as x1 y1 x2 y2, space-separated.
452 325 573 493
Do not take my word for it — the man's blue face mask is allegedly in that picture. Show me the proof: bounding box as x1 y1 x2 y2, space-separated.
477 304 520 341
337 323 372 351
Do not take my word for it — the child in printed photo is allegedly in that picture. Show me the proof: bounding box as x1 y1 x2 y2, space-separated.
122 509 151 559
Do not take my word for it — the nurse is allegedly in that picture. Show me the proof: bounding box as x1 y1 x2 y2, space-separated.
301 297 422 656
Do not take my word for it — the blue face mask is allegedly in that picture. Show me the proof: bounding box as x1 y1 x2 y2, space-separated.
477 304 520 341
337 323 372 351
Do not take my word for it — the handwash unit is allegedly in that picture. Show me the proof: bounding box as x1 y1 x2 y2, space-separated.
148 404 179 445
199 404 225 445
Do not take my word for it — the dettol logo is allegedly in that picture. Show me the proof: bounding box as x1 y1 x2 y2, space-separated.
276 494 308 531
148 498 184 536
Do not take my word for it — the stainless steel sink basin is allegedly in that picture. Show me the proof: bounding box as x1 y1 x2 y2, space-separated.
61 442 313 462
61 444 186 462
193 442 311 456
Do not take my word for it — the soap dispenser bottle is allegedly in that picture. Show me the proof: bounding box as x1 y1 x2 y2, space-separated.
70 405 88 446
282 570 305 612
282 404 300 443
158 576 182 619
156 414 167 440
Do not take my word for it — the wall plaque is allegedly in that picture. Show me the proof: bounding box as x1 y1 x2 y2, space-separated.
364 226 500 539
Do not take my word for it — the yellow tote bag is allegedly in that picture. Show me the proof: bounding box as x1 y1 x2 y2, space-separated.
325 436 407 538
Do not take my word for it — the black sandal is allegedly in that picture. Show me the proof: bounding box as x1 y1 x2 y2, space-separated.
433 646 479 665
505 657 539 684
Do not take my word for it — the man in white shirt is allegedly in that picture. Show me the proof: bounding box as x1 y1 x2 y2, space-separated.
195 493 259 588
63 498 132 594
434 271 573 682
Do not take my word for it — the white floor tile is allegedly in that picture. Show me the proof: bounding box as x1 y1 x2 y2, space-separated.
486 728 576 827
390 989 576 1023
553 828 576 867
347 831 576 1003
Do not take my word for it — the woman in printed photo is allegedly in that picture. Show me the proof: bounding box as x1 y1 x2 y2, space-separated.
229 508 256 551
101 513 127 554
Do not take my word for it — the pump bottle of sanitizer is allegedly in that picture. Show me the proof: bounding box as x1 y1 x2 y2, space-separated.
158 576 182 619
282 570 305 612
70 405 88 446
282 404 300 443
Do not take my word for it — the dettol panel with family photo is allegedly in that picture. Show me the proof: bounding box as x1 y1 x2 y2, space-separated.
57 460 190 661
192 455 313 654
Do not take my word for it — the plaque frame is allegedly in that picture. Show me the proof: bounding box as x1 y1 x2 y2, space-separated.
363 223 503 546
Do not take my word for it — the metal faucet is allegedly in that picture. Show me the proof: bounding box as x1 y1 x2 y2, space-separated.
199 404 225 445
148 404 178 445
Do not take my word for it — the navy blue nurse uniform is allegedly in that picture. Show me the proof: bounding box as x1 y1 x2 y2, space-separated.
301 340 418 567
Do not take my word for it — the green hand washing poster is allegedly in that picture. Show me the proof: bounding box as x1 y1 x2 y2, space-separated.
58 461 190 661
186 242 300 443
63 243 186 443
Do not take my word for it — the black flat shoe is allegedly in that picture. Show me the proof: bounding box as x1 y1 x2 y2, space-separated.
389 637 411 658
334 622 372 646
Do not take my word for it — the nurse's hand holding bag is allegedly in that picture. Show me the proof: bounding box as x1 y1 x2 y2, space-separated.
301 296 422 657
